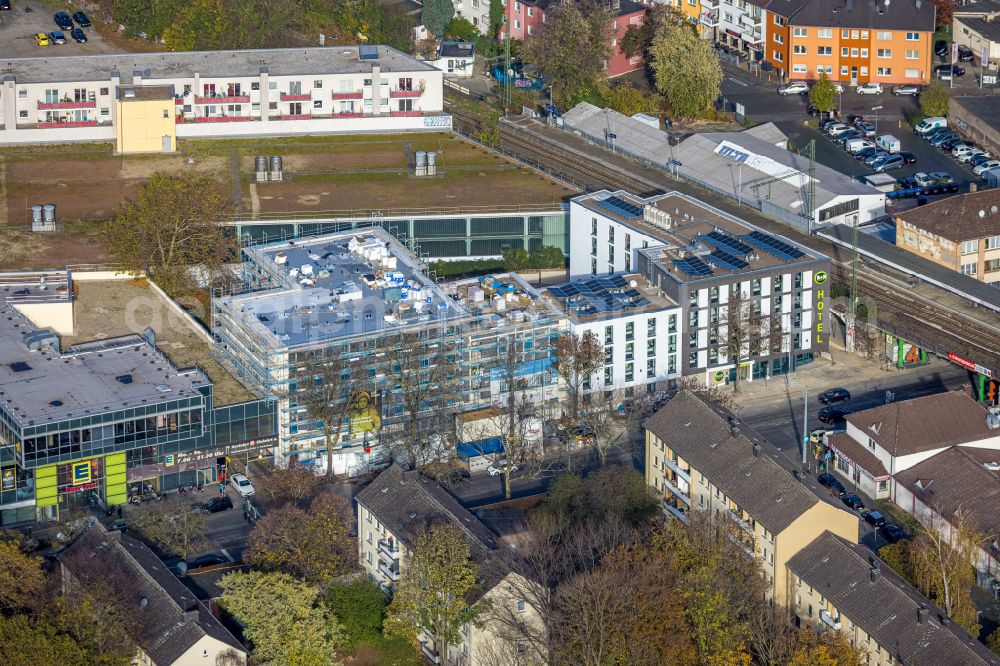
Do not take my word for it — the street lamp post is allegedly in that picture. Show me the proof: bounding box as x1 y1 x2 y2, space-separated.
871 105 883 135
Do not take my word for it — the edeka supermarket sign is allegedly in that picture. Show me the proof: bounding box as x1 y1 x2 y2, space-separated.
814 271 828 345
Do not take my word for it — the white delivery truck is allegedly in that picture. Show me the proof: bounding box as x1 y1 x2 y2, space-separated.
876 135 901 153
845 138 875 154
913 116 947 136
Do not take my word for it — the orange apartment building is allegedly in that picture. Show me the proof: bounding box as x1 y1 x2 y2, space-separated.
758 0 936 84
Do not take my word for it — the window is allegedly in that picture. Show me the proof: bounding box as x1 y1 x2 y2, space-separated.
868 437 877 451
605 325 614 345
905 49 919 59
18 110 27 118
774 34 783 44
591 237 598 257
514 19 520 29
774 51 784 62
851 29 859 39
905 68 920 78
625 322 634 341
668 314 677 333
851 48 859 57
101 107 110 116
861 30 869 38
876 67 892 76
604 366 612 384
688 331 698 349
18 89 27 99
773 14 785 25
986 236 1000 250
960 263 978 276
841 29 849 38
861 48 869 57
648 318 656 336
877 49 892 58
591 218 598 236
591 257 597 275
818 28 832 38
398 99 413 112
608 226 615 242
860 66 869 76
794 45 806 55
647 338 656 356
268 81 278 90
793 27 807 37
517 600 527 612
841 47 849 57
877 31 893 40
984 258 1000 272
162 109 169 118
961 239 979 254
817 46 832 56
100 87 109 96
905 31 919 40
689 351 698 367
625 343 634 362
792 63 807 73
841 65 850 77
625 362 634 382
527 5 533 14
313 100 323 109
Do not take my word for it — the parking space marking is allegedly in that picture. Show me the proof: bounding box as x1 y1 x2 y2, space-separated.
726 77 749 87
220 548 233 562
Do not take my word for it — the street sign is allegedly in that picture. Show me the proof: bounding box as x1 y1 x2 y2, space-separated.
952 43 959 64
608 133 617 140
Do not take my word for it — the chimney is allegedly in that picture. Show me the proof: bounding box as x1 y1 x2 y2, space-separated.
752 443 762 457
917 605 929 624
401 469 419 483
869 563 881 583
731 425 740 438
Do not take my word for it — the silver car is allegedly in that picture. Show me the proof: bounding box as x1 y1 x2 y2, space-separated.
892 85 921 96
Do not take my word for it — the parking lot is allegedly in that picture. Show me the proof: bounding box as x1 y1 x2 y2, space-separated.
0 2 121 57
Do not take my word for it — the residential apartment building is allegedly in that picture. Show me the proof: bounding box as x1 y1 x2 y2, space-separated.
0 270 275 526
787 531 998 666
760 0 936 84
59 524 248 666
708 0 765 56
896 189 1000 287
0 45 447 150
570 190 830 385
212 229 562 476
542 275 682 395
645 390 859 603
355 464 547 665
825 390 1000 500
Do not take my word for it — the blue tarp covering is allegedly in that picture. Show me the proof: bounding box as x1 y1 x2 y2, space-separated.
456 437 506 461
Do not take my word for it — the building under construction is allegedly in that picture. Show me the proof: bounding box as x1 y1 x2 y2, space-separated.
212 227 562 476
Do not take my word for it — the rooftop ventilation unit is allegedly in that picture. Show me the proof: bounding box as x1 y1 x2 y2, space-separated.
115 374 133 385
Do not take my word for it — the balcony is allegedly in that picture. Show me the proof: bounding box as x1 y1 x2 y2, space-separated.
332 91 364 100
37 100 96 110
35 120 98 129
193 116 253 123
175 98 184 105
389 89 422 98
728 532 754 558
726 508 754 535
664 457 691 483
820 609 842 630
701 0 719 6
663 499 690 524
280 93 312 102
421 644 442 664
333 112 363 118
663 478 691 506
379 539 401 561
193 95 250 104
701 12 720 26
378 560 401 581
278 114 313 120
390 111 423 117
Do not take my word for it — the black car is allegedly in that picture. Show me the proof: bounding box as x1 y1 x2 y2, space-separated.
72 11 91 27
202 496 233 513
957 45 974 62
940 138 965 151
190 553 228 568
0 0 10 11
972 153 995 167
863 510 887 527
806 104 820 117
847 114 865 125
923 127 951 142
71 28 87 43
855 147 878 161
842 493 865 511
818 473 847 496
818 117 841 131
935 64 966 78
882 524 907 543
897 176 918 189
835 131 864 144
935 40 949 58
53 11 73 29
818 406 848 424
898 151 917 165
819 387 851 404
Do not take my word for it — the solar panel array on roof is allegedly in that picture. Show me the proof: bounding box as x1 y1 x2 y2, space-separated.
596 196 644 219
700 231 753 256
742 230 805 261
708 250 749 271
673 256 713 277
547 275 650 315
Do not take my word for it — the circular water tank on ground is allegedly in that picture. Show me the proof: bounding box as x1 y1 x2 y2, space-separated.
43 204 56 224
427 151 437 167
415 151 427 167
255 156 267 172
270 156 283 172
31 205 43 224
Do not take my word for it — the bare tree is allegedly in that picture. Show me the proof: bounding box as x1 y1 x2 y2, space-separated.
297 353 371 477
552 332 604 424
253 463 324 509
130 502 207 560
720 287 785 394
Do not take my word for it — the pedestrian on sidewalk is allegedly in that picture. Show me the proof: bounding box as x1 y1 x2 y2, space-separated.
219 481 225 496
117 506 123 519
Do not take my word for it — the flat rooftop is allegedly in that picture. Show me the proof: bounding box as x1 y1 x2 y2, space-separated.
220 229 467 349
0 273 210 428
444 272 560 327
1 44 436 85
60 279 256 407
577 190 825 282
542 273 678 323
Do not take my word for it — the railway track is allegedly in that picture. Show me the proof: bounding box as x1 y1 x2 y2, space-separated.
448 101 1000 373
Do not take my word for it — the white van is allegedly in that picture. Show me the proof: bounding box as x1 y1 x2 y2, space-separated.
914 117 947 136
845 138 875 154
876 135 901 153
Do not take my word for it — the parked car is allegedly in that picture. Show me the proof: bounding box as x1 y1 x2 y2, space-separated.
914 116 947 135
913 172 934 188
229 473 255 498
957 45 974 61
863 510 887 528
827 123 852 136
892 84 921 96
928 171 956 184
48 31 66 44
875 135 901 153
952 144 977 158
856 122 877 137
189 553 228 569
896 176 918 189
53 11 73 29
898 151 917 165
974 160 1000 176
202 496 233 513
818 473 847 496
940 137 966 152
846 139 875 154
809 428 829 445
818 406 849 423
835 130 864 144
778 82 809 95
71 28 87 43
856 82 883 95
819 388 851 404
806 104 821 117
33 32 50 46
874 154 905 172
865 151 890 166
855 146 879 161
882 523 907 543
923 127 952 142
934 64 966 79
0 0 10 10
819 117 842 131
487 460 518 476
935 40 949 58
72 10 91 27
958 149 988 164
929 132 958 147
841 494 865 511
